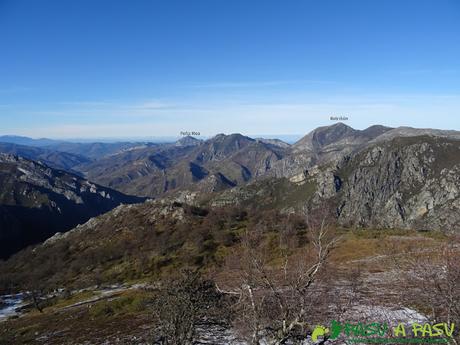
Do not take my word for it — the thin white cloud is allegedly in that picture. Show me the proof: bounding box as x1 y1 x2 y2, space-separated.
126 100 176 110
399 69 459 76
17 99 178 118
57 101 112 106
189 79 336 89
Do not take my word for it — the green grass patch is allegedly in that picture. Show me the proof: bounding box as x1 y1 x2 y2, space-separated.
89 293 149 319
52 290 98 309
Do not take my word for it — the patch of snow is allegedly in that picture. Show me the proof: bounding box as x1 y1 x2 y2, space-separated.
345 305 428 324
0 293 26 321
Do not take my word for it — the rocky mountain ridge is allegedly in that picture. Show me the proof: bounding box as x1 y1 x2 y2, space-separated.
0 153 144 258
70 124 460 226
208 135 460 232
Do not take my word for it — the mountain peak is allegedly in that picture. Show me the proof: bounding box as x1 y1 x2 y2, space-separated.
210 133 253 141
193 133 255 163
293 123 357 152
329 122 353 129
175 136 202 147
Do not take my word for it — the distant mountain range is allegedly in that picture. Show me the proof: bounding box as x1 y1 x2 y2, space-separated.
0 135 157 160
0 142 91 173
76 133 288 198
0 135 62 147
62 123 460 200
0 123 459 258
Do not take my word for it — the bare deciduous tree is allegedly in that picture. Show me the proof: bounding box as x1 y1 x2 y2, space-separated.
152 269 224 345
390 235 460 345
223 207 342 344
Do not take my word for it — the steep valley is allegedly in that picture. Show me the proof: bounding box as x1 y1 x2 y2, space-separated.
0 154 144 259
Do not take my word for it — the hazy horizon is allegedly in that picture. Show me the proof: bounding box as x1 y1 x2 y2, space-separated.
0 133 303 142
1 122 460 144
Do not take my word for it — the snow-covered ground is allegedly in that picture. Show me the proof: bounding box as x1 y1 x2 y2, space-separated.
0 293 26 321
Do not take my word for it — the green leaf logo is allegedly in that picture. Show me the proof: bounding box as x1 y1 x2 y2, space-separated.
312 325 330 342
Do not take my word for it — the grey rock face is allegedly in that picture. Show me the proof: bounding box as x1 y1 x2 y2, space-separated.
336 137 460 231
269 152 316 178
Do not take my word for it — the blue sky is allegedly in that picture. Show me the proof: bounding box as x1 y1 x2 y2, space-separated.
0 0 459 139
